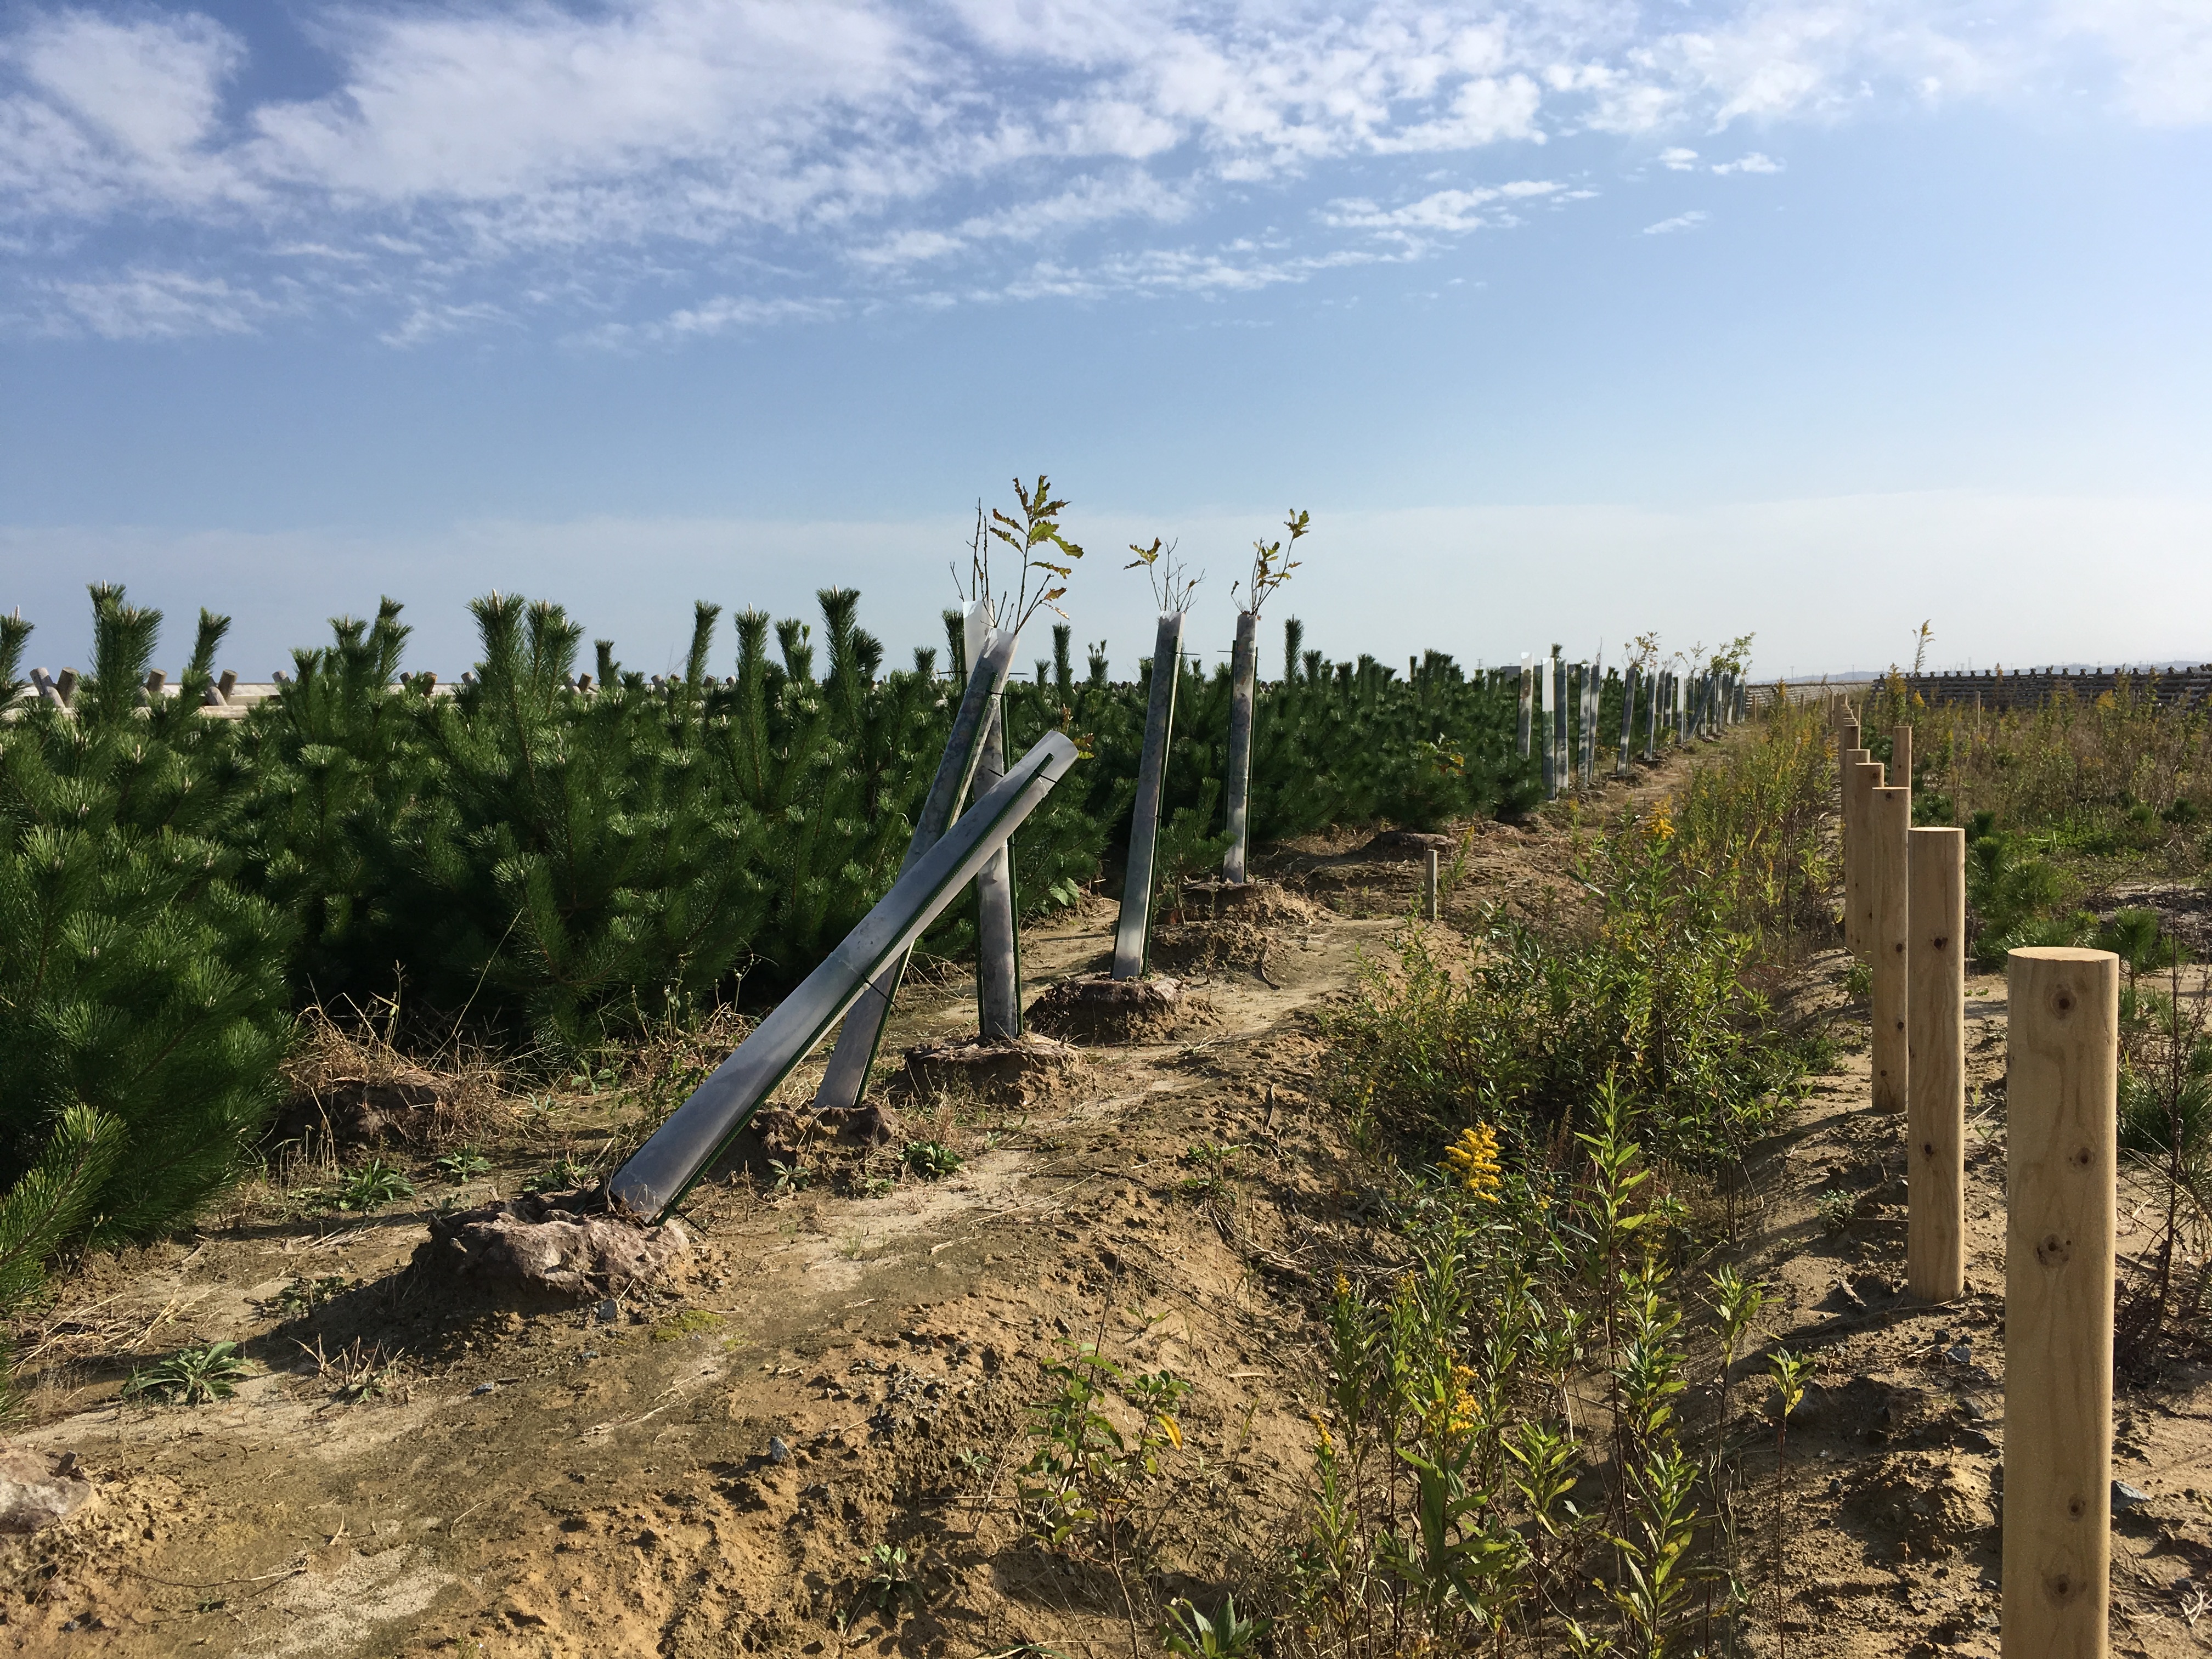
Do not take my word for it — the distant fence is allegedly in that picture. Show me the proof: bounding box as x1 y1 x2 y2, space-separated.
1749 667 2212 714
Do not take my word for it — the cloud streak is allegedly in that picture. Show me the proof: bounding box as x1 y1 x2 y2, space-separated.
0 1 2199 341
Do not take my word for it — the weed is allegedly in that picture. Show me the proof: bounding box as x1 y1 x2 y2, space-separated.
297 1336 407 1405
523 1156 596 1194
1161 1596 1265 1659
768 1158 814 1194
433 1150 490 1183
123 1341 250 1405
1815 1189 1857 1234
904 1141 963 1180
1017 1337 1191 1658
1767 1348 1814 1657
262 1274 348 1320
650 1310 723 1343
859 1542 922 1617
1177 1142 1240 1199
334 1157 415 1211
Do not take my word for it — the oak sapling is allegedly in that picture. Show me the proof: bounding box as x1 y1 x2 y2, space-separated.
956 478 1090 1040
1223 509 1309 884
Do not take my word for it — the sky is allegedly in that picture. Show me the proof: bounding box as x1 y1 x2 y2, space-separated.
3 1 2209 682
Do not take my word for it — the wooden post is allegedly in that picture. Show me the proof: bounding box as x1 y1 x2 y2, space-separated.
1843 750 1873 954
2002 946 2119 1659
1869 783 1910 1111
1892 723 1913 805
1908 826 1966 1300
1423 848 1440 922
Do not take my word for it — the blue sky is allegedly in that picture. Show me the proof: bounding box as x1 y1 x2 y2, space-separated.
3 1 2209 682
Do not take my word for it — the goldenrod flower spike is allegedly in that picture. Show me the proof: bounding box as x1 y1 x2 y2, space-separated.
1442 1122 1502 1200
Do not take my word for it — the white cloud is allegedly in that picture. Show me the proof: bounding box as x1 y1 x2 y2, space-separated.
2 12 255 213
2059 0 2212 125
1642 210 1709 235
40 268 281 338
1324 179 1560 234
0 1 2200 341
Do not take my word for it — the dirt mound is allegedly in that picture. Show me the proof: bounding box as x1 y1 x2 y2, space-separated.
1146 918 1260 975
1178 875 1314 923
1841 1451 1995 1555
901 1033 1086 1103
410 1188 693 1300
1361 828 1458 860
1026 974 1203 1042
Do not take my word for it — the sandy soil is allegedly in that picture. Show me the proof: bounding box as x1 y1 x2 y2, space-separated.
7 740 2210 1657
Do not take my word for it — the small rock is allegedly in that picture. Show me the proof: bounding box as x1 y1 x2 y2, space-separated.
594 1298 621 1324
0 1448 94 1534
1944 1342 1972 1366
471 1382 497 1397
768 1437 792 1464
581 1348 600 1360
2113 1481 2151 1510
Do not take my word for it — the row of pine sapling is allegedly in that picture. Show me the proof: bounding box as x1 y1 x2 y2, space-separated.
1834 696 2121 1659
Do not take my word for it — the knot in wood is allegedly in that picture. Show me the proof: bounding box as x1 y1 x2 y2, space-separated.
2037 1232 2072 1266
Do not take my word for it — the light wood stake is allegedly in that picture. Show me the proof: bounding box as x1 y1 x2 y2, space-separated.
1908 826 1966 1299
2002 946 2119 1659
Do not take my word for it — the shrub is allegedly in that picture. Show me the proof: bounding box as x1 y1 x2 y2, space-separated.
0 590 293 1279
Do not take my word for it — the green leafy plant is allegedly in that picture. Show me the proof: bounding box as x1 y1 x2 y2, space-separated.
1017 1342 1190 1584
434 1150 491 1183
859 1543 923 1618
334 1157 415 1211
904 1141 963 1180
1161 1595 1265 1659
124 1341 251 1406
522 1156 595 1194
1176 1142 1240 1199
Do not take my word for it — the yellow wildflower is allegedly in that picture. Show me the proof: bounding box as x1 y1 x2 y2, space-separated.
1646 805 1674 844
1442 1123 1502 1201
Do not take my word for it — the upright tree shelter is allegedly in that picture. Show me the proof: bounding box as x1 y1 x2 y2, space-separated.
1223 510 1308 886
